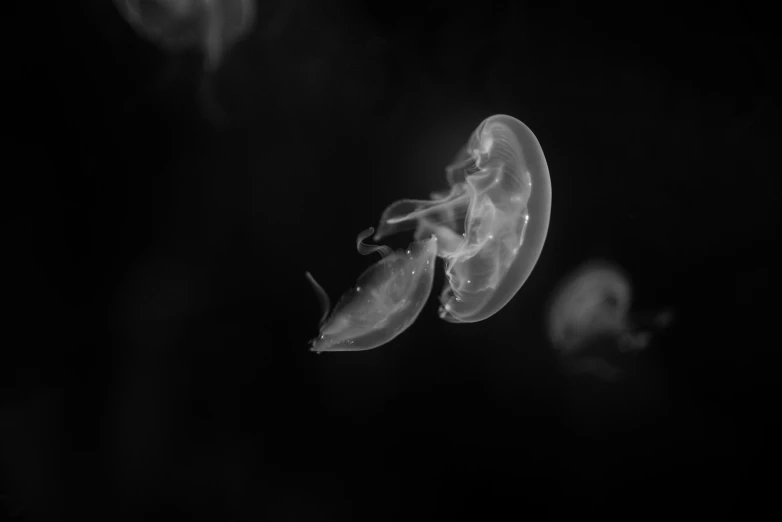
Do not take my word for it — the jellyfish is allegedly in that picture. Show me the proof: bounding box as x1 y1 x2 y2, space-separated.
306 228 438 352
307 114 551 352
546 260 673 380
113 0 257 71
113 0 257 122
374 114 552 323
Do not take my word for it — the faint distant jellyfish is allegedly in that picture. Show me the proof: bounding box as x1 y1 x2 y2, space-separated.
306 228 438 352
547 261 672 380
306 115 551 352
113 0 256 121
114 0 256 70
374 114 552 322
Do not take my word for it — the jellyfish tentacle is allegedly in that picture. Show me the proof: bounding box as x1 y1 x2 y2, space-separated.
356 228 392 258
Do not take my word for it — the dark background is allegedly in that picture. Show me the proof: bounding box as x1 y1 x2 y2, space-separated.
4 1 778 520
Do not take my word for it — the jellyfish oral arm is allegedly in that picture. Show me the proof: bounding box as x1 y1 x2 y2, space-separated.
356 227 392 258
305 272 331 326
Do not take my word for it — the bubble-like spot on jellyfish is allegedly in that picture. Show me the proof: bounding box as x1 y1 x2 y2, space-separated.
546 260 673 380
305 115 552 352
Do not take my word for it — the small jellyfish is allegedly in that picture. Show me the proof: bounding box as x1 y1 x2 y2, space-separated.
306 114 552 352
306 228 438 352
546 260 673 380
114 0 256 70
374 114 552 322
113 0 256 121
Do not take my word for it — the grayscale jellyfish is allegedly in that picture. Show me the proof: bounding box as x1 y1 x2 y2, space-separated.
375 114 552 323
547 260 673 380
114 0 256 71
113 0 256 121
307 114 551 352
306 229 438 352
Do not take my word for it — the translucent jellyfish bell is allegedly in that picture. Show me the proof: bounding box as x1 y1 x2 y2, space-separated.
374 114 552 323
547 260 674 380
306 228 438 352
548 263 633 354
